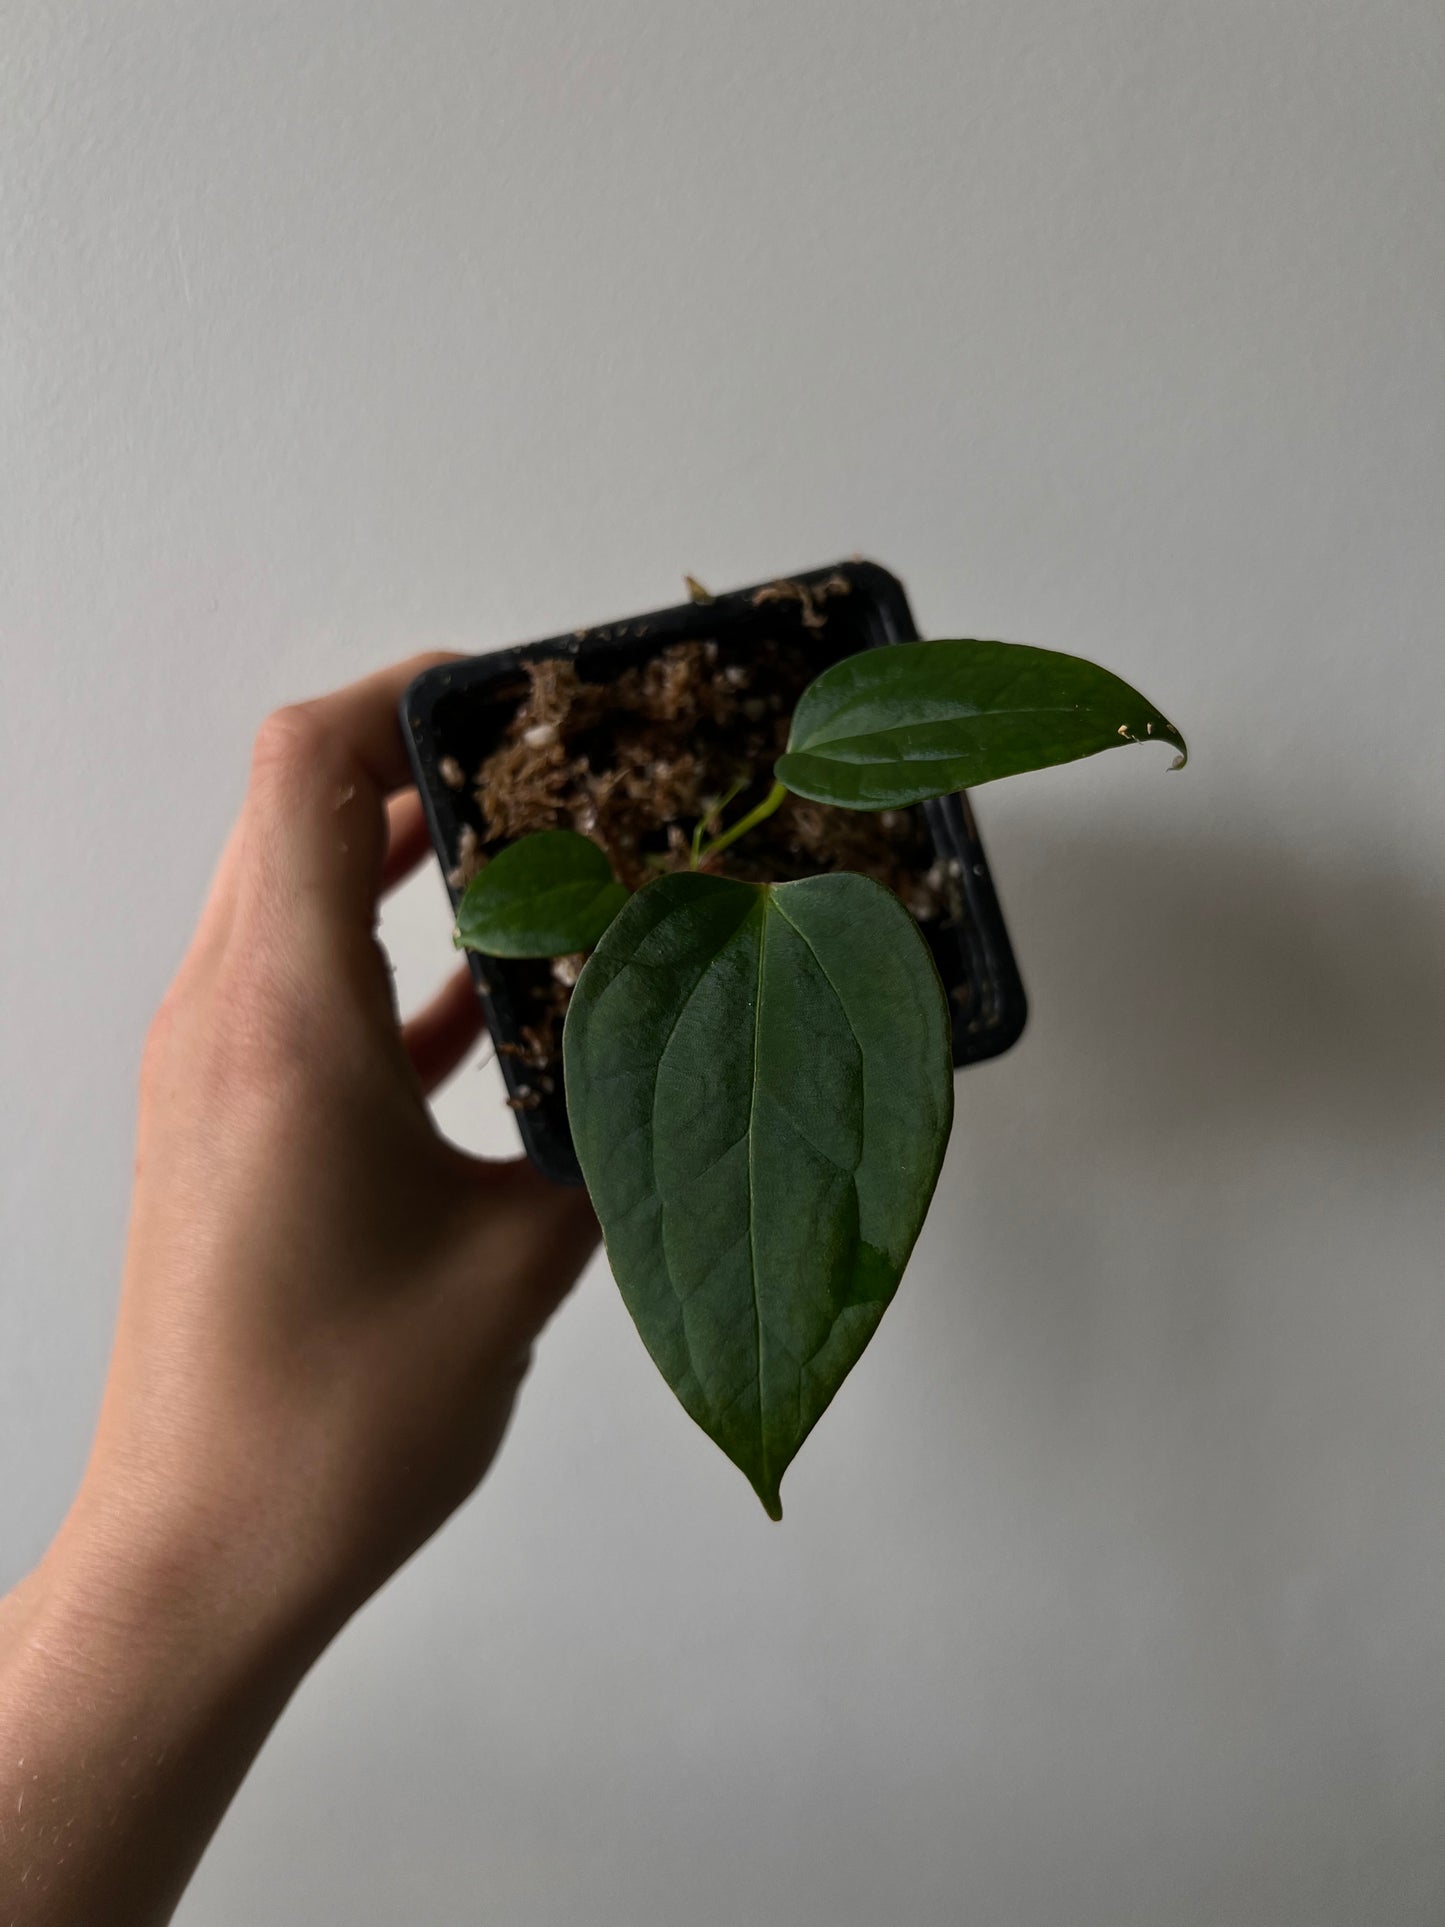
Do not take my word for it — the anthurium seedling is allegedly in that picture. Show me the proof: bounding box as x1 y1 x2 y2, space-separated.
456 639 1185 1518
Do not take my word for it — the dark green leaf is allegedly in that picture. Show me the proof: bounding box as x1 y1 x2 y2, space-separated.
564 870 954 1519
776 638 1187 809
454 830 629 958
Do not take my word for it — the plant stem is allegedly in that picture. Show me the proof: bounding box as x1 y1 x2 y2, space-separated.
690 774 748 867
698 780 788 864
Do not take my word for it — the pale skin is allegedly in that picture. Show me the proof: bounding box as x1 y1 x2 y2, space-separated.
0 657 599 1924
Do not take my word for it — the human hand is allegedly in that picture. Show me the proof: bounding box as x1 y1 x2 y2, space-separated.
60 654 599 1631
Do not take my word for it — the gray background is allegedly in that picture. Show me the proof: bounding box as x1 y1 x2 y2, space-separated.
3 4 1443 1922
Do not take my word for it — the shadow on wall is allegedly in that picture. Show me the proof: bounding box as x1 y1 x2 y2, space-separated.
908 821 1445 1489
967 823 1445 1162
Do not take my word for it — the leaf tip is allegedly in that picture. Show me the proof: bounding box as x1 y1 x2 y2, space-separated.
746 1463 784 1521
1131 715 1189 772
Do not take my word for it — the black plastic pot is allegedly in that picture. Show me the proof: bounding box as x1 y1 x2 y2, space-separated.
400 560 1027 1184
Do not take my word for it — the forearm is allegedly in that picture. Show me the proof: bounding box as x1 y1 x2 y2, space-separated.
0 1496 335 1927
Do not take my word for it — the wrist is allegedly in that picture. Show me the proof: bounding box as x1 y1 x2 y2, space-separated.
34 1470 345 1700
0 1470 343 1927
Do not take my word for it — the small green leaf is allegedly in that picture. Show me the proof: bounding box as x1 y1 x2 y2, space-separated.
455 830 629 958
776 638 1187 809
564 870 954 1519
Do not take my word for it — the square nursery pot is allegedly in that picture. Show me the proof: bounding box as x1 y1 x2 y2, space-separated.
400 560 1027 1185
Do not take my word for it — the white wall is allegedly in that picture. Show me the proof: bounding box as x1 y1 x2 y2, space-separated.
4 4 1443 1921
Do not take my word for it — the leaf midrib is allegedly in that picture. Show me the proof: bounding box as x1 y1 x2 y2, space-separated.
746 891 771 1504
794 701 1123 753
501 878 614 920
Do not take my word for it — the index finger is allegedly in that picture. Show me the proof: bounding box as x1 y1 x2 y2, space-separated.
240 651 461 955
283 650 460 796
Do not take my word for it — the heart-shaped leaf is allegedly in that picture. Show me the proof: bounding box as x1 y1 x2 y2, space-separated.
455 830 629 958
564 870 954 1518
776 638 1187 809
